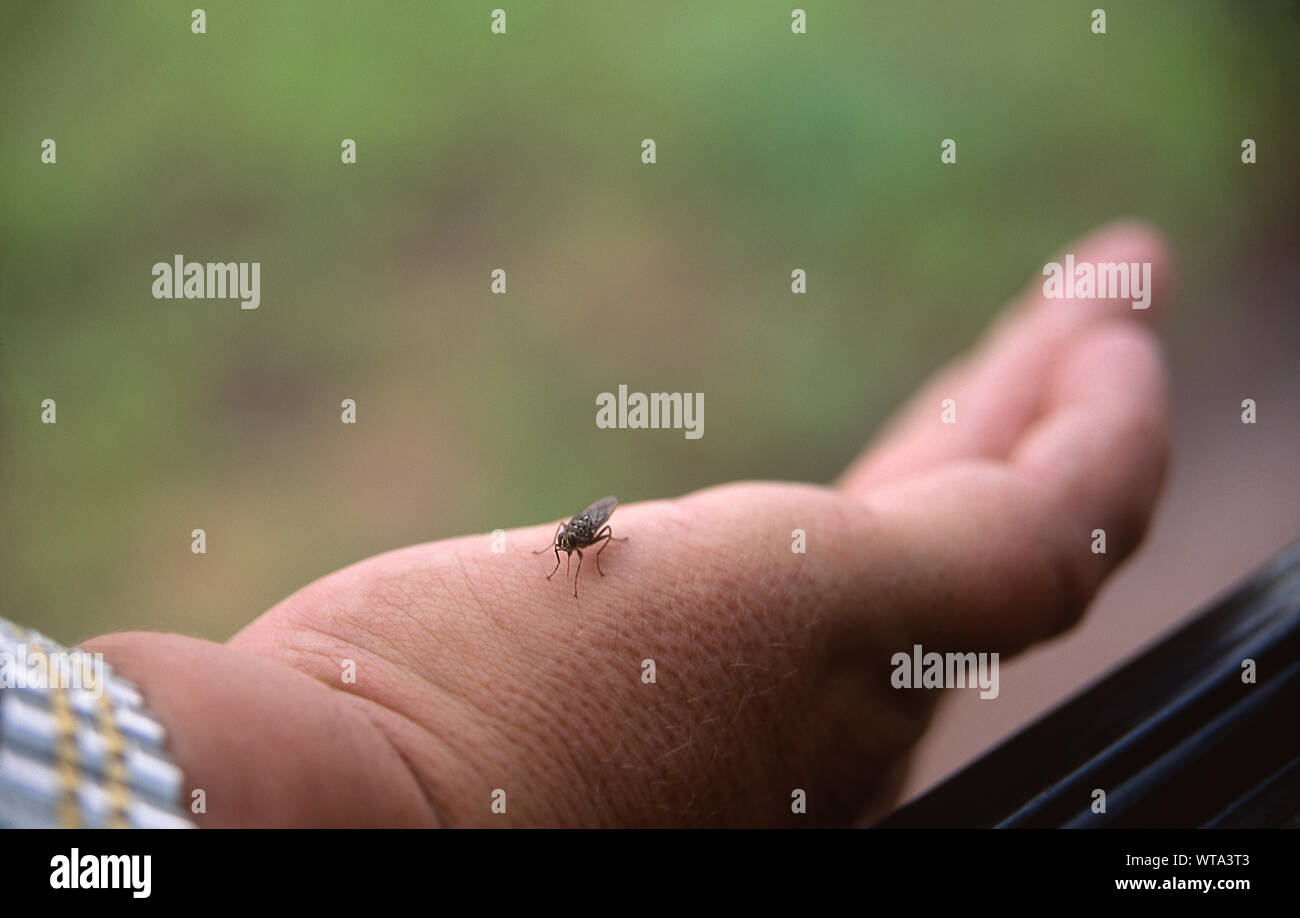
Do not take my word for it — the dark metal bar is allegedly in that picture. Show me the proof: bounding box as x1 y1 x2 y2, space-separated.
878 540 1300 828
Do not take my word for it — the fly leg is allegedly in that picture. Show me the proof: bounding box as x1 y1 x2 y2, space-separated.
534 524 563 557
535 523 564 579
594 525 627 576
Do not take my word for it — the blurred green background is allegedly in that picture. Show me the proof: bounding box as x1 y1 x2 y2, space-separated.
2 1 1296 643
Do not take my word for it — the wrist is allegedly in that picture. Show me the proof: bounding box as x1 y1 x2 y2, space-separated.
80 631 439 827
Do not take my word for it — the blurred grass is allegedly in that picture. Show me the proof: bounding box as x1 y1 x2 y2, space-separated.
1 1 1296 641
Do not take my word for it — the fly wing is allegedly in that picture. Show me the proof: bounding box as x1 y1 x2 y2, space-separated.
580 496 618 528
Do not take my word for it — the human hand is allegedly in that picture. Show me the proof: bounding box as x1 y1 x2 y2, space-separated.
86 221 1172 827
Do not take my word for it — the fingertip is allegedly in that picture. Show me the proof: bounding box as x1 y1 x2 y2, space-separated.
1061 219 1177 323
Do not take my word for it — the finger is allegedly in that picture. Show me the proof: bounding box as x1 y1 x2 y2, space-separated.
1011 320 1170 591
840 221 1173 496
864 319 1169 652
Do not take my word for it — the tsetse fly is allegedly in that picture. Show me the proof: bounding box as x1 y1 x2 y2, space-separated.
534 496 628 597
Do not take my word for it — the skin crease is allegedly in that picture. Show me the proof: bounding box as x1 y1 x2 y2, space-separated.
83 221 1172 828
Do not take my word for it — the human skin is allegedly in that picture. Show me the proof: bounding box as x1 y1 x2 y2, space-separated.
84 222 1172 827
